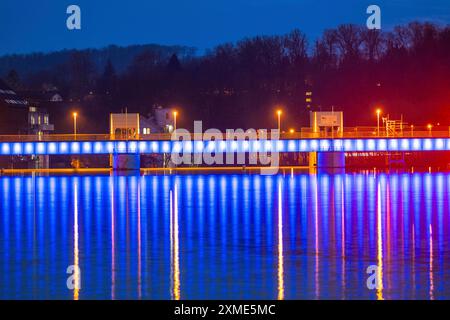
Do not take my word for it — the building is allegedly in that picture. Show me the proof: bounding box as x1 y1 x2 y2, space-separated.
110 113 140 139
305 90 313 109
0 79 54 168
310 110 344 137
304 77 314 110
0 79 30 134
109 112 164 138
18 89 64 104
28 106 54 135
0 79 54 135
154 107 176 133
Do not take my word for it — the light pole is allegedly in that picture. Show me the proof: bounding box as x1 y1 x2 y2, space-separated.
173 111 178 132
73 112 78 138
376 109 382 137
410 125 414 137
173 110 178 140
428 124 433 137
277 110 282 133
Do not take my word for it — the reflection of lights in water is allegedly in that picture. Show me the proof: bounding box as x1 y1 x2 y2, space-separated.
277 180 284 300
170 183 180 300
73 179 80 300
110 176 116 300
341 179 346 298
429 224 434 300
386 179 391 295
314 175 319 299
412 225 416 299
137 179 142 300
376 182 384 301
4 172 450 300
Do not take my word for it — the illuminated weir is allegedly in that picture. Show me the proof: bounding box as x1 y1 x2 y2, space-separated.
0 137 450 170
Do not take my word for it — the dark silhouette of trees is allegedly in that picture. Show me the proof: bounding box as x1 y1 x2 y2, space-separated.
4 69 22 90
2 21 448 132
97 59 117 96
68 51 96 100
167 54 182 73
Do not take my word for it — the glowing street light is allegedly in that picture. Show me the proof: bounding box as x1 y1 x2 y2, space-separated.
428 124 433 136
276 109 283 133
173 110 178 132
289 128 295 134
376 109 382 137
410 125 414 137
73 112 78 137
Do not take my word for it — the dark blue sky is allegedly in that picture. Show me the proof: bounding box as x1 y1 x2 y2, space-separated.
0 0 449 55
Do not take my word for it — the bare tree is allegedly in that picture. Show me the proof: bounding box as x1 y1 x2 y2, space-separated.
283 29 308 65
361 29 385 61
333 24 363 63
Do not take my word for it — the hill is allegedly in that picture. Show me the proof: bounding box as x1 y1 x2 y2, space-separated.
0 44 197 78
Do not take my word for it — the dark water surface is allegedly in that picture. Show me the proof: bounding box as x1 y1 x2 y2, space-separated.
0 171 449 300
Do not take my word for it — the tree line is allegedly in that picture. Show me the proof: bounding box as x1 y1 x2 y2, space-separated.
3 21 449 132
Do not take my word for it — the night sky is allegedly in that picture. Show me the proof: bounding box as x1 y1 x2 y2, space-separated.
0 0 449 55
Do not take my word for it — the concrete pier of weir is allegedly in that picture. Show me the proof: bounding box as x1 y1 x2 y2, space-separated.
309 151 346 169
111 154 141 171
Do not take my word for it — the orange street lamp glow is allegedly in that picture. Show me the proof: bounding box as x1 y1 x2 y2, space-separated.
376 108 382 137
173 111 178 132
276 109 283 132
73 112 78 136
428 124 433 136
289 129 295 134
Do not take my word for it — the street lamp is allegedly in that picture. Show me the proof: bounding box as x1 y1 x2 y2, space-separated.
428 124 433 136
73 112 78 137
173 110 178 132
376 109 382 137
277 109 282 133
410 125 414 137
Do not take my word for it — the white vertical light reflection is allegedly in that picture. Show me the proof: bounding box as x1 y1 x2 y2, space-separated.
385 177 392 294
412 223 416 300
314 174 320 299
277 179 284 300
73 179 80 300
340 177 346 299
376 182 384 300
429 224 434 300
137 178 142 300
110 175 116 300
170 182 180 300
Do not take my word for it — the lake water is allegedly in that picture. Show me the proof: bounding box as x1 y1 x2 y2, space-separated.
0 171 449 300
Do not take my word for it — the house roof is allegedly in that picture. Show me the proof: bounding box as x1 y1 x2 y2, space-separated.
18 90 63 103
0 79 29 108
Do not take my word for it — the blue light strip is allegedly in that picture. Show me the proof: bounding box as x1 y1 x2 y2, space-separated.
0 138 449 156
